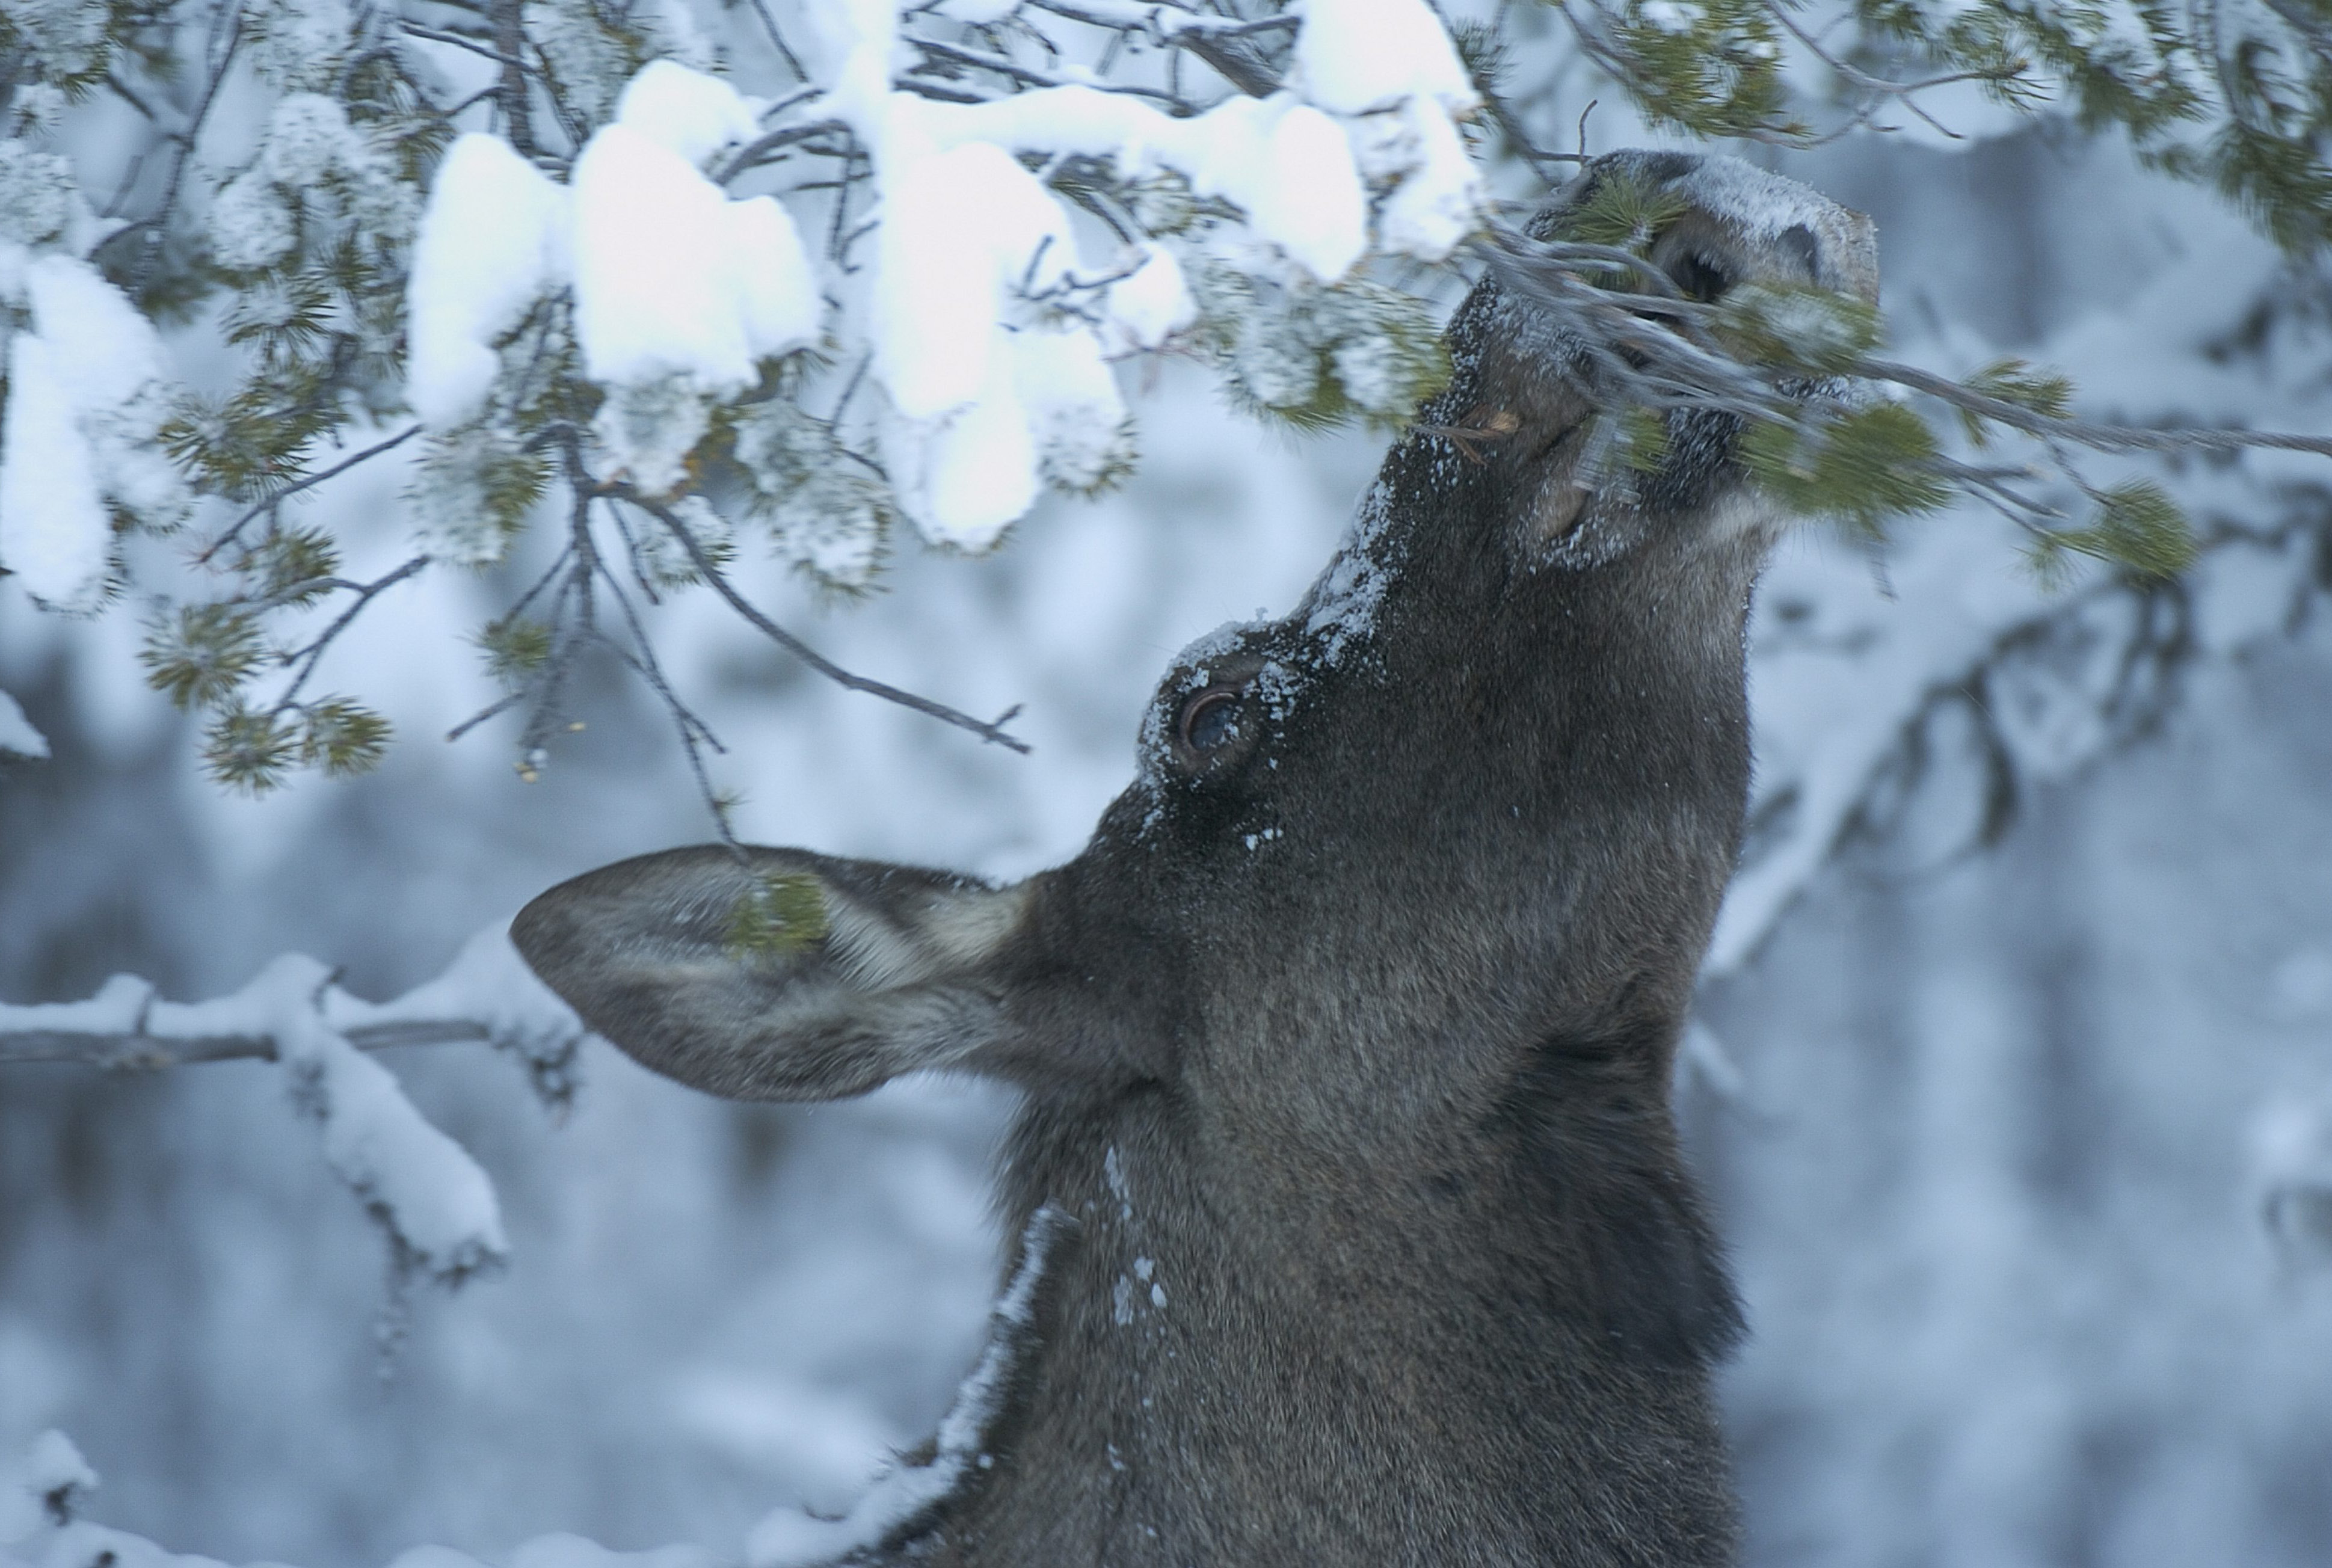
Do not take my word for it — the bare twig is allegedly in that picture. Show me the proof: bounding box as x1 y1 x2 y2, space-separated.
401 22 543 79
743 0 810 80
718 118 852 183
617 490 1033 753
590 549 742 841
272 556 431 711
199 425 423 566
132 13 242 291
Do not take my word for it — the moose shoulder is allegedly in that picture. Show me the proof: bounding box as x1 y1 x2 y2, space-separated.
513 152 1879 1567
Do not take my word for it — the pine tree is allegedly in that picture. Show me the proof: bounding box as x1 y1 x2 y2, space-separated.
0 0 2325 804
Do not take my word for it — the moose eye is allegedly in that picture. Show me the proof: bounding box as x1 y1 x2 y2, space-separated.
1180 689 1244 754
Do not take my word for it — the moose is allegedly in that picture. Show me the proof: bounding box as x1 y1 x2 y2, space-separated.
513 152 1879 1566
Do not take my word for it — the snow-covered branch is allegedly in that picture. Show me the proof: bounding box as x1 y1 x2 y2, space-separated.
0 928 586 1288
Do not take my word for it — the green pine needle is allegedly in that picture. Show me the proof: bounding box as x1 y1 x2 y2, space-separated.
1961 357 2076 446
2037 479 2197 580
476 616 553 685
202 707 297 794
725 872 830 959
298 698 392 777
1555 173 1690 255
1714 282 1882 376
141 603 265 710
1743 403 1953 535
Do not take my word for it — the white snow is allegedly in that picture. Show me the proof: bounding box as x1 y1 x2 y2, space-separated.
0 1431 95 1543
1019 325 1133 493
883 355 1041 550
259 93 358 188
206 172 298 272
1294 0 1477 115
871 141 1133 546
568 100 819 389
0 689 47 758
325 924 586 1075
855 83 1377 545
1372 97 1480 260
875 141 1072 423
242 955 509 1285
509 1533 715 1568
889 87 1370 281
0 931 585 1283
410 66 819 427
1101 244 1196 354
405 135 571 429
0 253 176 610
0 334 107 611
611 60 761 166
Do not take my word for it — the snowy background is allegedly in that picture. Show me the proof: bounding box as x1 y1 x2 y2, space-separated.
6 5 2332 1567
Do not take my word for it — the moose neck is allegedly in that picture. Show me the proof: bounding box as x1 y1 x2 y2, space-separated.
931 471 1764 1566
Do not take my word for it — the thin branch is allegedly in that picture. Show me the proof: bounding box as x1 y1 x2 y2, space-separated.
134 13 242 291
1024 0 1301 37
273 556 431 711
718 118 852 183
0 1016 496 1068
905 35 1187 102
400 22 544 79
616 489 1033 753
1856 358 2332 459
1758 0 2004 143
590 550 743 843
198 425 423 565
743 0 810 80
445 690 525 742
0 942 584 1071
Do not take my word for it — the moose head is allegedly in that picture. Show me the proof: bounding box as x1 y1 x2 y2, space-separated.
514 152 1878 1567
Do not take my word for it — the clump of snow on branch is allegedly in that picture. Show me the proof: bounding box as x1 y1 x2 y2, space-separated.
0 927 591 1285
0 252 188 612
185 953 509 1287
405 0 1487 556
570 64 820 392
405 137 573 429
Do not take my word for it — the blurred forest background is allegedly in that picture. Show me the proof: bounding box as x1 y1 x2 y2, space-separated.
5 1 2332 1566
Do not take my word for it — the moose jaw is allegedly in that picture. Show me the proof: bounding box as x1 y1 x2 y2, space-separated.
513 152 1880 1568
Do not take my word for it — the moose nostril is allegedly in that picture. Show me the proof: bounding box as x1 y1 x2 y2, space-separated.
1667 250 1732 303
1778 224 1820 282
1181 690 1243 753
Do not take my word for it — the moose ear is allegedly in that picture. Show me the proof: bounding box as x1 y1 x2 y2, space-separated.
510 845 1032 1101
